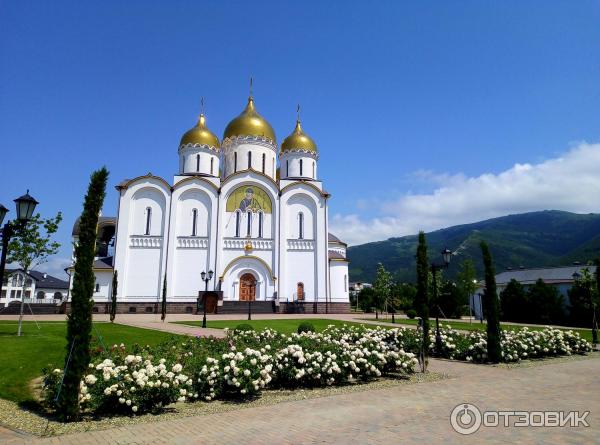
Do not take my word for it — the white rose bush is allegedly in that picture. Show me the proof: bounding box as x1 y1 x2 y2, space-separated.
42 323 591 418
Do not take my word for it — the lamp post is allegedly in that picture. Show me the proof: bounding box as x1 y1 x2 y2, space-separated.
200 270 213 328
572 271 598 347
0 191 39 337
432 247 452 355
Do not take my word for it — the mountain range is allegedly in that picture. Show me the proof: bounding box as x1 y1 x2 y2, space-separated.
346 210 600 283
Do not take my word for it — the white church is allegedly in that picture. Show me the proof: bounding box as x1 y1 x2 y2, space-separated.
71 93 350 314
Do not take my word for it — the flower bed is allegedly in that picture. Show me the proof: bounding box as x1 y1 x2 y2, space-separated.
43 325 419 416
42 324 592 418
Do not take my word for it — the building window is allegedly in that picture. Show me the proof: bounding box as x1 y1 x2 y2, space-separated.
53 292 62 300
272 158 275 177
298 212 304 239
313 161 315 178
248 151 252 169
262 153 266 173
129 306 137 313
145 207 152 235
247 211 252 237
95 283 100 293
234 152 238 172
300 159 303 176
196 154 200 172
210 157 214 175
286 160 289 177
37 291 45 299
258 211 263 238
192 209 198 236
344 275 348 292
235 211 241 237
145 306 153 313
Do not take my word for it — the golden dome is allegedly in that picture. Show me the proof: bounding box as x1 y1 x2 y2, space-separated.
180 114 220 149
281 119 317 154
223 97 276 144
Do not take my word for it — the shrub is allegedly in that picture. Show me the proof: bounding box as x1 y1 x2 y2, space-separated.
406 309 417 319
297 322 315 334
234 324 254 333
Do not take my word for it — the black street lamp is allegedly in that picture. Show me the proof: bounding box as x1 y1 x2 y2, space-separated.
572 271 598 347
432 247 452 355
0 191 39 294
200 270 213 328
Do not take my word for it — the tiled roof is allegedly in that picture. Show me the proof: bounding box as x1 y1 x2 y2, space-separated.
328 233 346 245
328 251 347 260
495 265 595 285
93 257 114 269
5 269 69 289
72 216 116 236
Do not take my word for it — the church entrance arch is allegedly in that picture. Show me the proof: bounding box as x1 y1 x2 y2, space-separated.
239 273 257 301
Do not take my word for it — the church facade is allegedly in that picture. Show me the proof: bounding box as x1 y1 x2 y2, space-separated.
77 95 350 313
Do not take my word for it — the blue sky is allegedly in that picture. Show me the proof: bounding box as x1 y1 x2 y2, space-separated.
1 1 600 276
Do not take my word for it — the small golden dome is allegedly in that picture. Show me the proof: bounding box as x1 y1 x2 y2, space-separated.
223 97 276 144
281 119 317 154
180 114 220 149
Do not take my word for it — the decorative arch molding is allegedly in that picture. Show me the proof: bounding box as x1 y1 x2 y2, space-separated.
116 173 171 192
280 181 330 198
173 176 219 193
219 255 276 281
221 168 279 190
222 135 277 151
279 148 319 160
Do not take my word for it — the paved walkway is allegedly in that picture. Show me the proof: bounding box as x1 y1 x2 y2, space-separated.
2 355 599 444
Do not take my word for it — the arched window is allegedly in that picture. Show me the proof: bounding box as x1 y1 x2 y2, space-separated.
313 161 315 178
297 282 304 300
344 275 348 292
196 154 200 172
145 207 152 235
53 292 62 300
248 151 252 169
95 283 100 293
286 160 289 177
210 157 214 175
262 153 266 173
272 158 275 177
300 159 303 176
191 209 198 236
247 210 252 237
37 291 45 299
234 152 238 173
235 210 241 237
298 212 304 239
258 211 263 238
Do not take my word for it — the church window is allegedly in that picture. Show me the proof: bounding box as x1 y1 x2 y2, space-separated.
247 210 252 237
300 159 303 176
145 207 152 235
286 160 289 177
313 161 315 178
258 211 263 238
192 209 198 236
298 212 304 239
210 157 214 175
37 291 45 299
248 151 252 169
196 154 200 172
95 283 100 293
272 158 275 177
235 211 241 237
234 152 238 173
344 275 348 292
262 153 266 173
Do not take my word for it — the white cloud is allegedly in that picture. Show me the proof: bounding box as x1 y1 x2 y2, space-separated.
330 142 600 246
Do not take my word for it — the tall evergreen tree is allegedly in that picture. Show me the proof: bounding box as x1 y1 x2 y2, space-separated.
415 231 430 371
110 270 118 322
57 167 108 420
161 275 167 321
480 241 501 363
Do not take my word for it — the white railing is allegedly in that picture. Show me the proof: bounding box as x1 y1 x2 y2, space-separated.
130 235 163 248
287 239 315 251
176 236 209 249
223 238 273 250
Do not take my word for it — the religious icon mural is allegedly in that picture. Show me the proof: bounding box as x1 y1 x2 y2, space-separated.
226 185 272 213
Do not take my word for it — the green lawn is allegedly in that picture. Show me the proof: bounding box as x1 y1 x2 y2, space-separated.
360 317 594 342
0 321 177 403
176 318 373 335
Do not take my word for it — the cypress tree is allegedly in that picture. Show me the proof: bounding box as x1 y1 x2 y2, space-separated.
58 167 108 420
480 241 501 363
161 275 167 321
415 231 430 371
110 270 118 322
